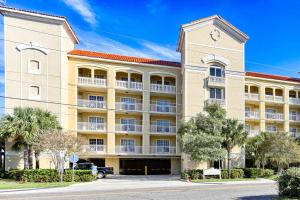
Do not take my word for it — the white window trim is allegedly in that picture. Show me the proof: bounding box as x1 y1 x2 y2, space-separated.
28 85 41 100
28 59 41 74
88 116 104 124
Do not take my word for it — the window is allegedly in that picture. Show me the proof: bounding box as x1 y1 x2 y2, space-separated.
28 60 40 73
121 118 136 131
157 120 170 132
267 125 277 133
121 97 136 110
164 81 170 85
266 108 276 114
245 124 251 133
157 100 170 112
245 107 250 118
121 77 128 81
89 96 104 108
210 88 223 99
29 85 40 99
88 117 104 130
156 80 162 84
94 74 104 79
121 139 135 152
210 65 222 77
89 139 104 151
290 110 297 121
156 140 170 153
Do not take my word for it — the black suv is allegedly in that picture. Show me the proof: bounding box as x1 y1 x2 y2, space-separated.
74 162 114 178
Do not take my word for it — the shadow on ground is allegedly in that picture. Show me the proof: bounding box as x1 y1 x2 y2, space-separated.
237 195 278 200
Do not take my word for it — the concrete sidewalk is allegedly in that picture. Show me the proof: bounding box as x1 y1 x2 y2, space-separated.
0 175 276 195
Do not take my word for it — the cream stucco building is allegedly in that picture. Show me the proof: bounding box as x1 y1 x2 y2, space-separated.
1 6 300 174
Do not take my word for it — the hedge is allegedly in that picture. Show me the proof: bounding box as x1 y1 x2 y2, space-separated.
278 167 300 197
243 168 274 178
221 169 244 179
6 169 96 182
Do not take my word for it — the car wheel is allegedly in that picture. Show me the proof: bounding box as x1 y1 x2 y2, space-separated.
98 172 105 179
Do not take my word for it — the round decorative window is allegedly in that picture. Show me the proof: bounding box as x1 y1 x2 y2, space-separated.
210 29 221 41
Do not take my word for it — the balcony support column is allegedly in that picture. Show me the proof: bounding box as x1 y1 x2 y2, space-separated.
143 72 150 154
91 68 95 78
284 87 290 132
128 72 131 88
259 85 265 132
107 68 116 154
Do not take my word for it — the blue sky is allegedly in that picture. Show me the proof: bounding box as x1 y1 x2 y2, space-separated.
0 0 300 113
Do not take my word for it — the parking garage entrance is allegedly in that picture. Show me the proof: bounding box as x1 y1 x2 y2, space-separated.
120 158 171 175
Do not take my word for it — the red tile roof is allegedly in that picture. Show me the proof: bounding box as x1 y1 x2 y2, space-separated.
246 72 300 83
68 49 181 68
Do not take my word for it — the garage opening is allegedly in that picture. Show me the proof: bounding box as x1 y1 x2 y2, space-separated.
88 158 105 167
120 158 171 175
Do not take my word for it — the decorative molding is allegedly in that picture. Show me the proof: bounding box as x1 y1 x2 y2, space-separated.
202 55 229 66
16 42 49 54
184 64 207 72
225 70 245 77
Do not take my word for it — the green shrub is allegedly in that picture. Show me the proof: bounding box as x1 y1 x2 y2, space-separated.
180 171 188 179
243 168 261 178
63 174 81 182
221 170 229 179
180 169 203 180
22 169 59 182
231 169 244 179
278 167 300 197
65 170 96 182
7 169 24 181
80 174 96 182
261 169 274 177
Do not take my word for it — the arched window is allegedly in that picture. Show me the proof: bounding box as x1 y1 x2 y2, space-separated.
209 65 223 77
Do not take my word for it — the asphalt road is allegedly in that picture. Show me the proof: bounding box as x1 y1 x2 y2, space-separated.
0 183 278 200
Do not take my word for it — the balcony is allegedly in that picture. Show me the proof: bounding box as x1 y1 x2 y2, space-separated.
246 129 260 137
289 97 300 105
81 145 106 154
206 98 225 107
77 122 106 132
115 102 143 112
245 111 259 119
265 113 284 121
150 125 176 135
115 80 143 91
289 115 300 122
150 84 176 94
150 103 176 114
207 76 225 87
245 93 259 101
77 99 106 109
78 77 107 87
265 95 284 103
290 132 300 138
115 146 142 154
115 124 143 133
150 146 176 155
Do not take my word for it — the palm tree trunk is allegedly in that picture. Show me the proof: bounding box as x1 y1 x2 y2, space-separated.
28 146 34 169
23 145 29 169
35 151 40 169
227 149 231 179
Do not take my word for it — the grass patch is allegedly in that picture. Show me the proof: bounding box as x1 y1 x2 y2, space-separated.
267 175 279 181
0 179 73 190
191 178 257 183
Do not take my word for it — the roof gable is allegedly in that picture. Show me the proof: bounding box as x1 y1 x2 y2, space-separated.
177 15 249 51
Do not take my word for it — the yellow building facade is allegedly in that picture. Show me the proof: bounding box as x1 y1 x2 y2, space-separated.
1 7 300 174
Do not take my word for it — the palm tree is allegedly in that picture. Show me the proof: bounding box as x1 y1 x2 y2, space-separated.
0 107 60 169
222 118 247 178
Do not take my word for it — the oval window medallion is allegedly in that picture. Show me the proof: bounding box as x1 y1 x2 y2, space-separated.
210 29 221 41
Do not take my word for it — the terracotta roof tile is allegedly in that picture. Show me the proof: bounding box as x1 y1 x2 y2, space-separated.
68 49 181 68
246 72 300 83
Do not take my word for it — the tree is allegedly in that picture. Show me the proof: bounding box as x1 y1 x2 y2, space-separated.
221 118 247 178
0 107 60 169
178 103 227 164
34 130 80 170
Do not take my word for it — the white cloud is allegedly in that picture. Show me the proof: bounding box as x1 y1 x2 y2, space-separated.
61 0 96 26
77 30 180 61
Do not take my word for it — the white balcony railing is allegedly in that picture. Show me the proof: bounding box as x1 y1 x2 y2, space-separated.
115 102 143 112
150 146 176 155
115 80 143 91
290 132 300 138
208 76 225 85
150 125 176 134
150 84 176 94
78 77 107 87
77 99 106 109
265 95 284 103
245 111 259 119
289 97 300 105
206 98 225 107
289 115 300 122
265 113 284 120
245 93 259 101
77 122 106 132
246 130 260 137
115 124 143 133
150 103 176 114
115 146 143 154
82 145 106 154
